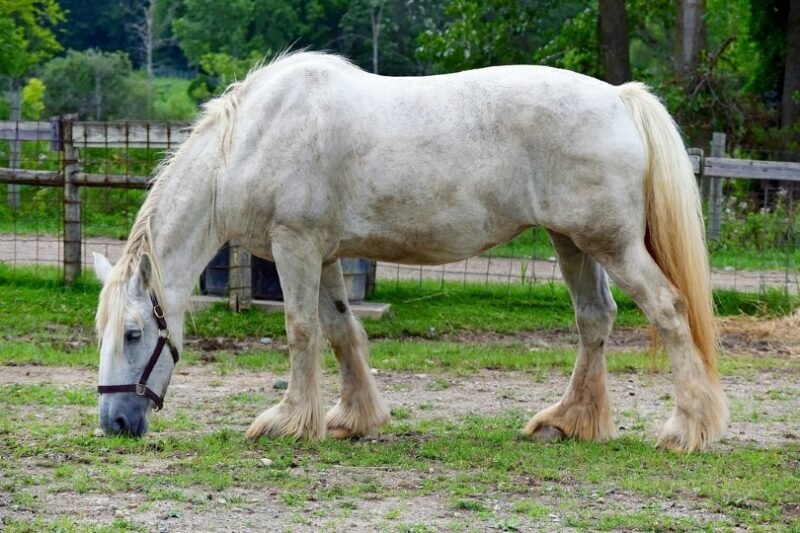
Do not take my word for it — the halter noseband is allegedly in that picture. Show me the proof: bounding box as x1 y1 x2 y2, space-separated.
97 292 180 411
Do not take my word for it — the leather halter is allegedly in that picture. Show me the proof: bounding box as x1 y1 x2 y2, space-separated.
97 292 180 411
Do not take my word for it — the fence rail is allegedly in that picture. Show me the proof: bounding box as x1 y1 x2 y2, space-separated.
1 118 798 302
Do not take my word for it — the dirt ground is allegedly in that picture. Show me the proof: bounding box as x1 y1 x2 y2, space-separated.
1 316 799 532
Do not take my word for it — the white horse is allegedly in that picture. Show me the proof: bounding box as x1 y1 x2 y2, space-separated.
93 51 727 451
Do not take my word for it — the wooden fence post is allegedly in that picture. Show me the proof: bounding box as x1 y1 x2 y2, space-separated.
228 242 252 311
63 117 82 285
7 86 21 209
688 147 704 187
708 132 725 241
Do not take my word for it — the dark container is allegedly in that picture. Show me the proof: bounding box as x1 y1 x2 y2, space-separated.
200 245 374 302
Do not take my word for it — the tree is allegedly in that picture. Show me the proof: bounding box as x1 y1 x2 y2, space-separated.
417 0 595 75
0 0 64 80
598 0 630 84
40 50 150 120
675 0 706 80
338 0 445 75
126 0 180 80
782 0 800 129
172 0 305 66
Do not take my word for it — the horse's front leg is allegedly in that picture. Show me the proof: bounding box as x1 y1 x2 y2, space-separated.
319 261 390 439
245 231 325 440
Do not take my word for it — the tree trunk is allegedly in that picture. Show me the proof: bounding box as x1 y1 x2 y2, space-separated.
675 0 707 80
598 0 631 84
782 0 800 129
370 1 384 74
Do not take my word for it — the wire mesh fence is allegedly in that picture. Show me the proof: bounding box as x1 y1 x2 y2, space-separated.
1 119 798 301
0 119 63 273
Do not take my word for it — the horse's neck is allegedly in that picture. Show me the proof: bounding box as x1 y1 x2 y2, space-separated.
148 153 225 322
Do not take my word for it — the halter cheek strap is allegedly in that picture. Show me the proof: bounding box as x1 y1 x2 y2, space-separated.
97 293 180 411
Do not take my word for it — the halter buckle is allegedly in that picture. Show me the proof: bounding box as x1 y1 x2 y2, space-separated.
153 304 165 319
135 383 147 396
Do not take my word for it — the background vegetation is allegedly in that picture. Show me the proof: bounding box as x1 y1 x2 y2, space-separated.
1 0 798 148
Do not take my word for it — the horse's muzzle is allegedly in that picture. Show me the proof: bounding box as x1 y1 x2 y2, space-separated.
99 393 150 437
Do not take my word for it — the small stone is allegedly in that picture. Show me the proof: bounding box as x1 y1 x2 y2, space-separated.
259 337 273 345
217 498 227 505
547 256 557 262
260 458 274 467
93 428 105 437
628 391 635 396
272 379 288 390
723 266 735 272
370 368 378 375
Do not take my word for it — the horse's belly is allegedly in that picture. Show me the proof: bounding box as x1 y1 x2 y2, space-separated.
337 220 530 265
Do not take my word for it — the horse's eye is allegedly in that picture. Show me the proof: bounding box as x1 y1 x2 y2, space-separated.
124 329 143 343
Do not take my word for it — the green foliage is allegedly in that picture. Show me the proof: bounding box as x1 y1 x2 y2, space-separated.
338 0 446 75
151 77 197 120
417 1 601 74
532 4 599 77
40 49 151 120
173 0 304 67
0 0 64 79
20 77 45 119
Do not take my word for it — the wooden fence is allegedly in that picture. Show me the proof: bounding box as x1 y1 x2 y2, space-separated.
2 118 800 293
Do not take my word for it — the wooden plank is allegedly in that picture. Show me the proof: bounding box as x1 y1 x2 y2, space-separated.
704 157 800 181
72 121 191 148
0 168 62 186
73 173 150 188
0 121 53 142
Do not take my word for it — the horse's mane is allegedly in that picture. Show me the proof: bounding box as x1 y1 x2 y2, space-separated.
96 50 353 344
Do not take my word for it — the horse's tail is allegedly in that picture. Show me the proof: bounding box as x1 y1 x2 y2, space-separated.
617 82 718 379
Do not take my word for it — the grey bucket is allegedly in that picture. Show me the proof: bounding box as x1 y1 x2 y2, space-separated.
340 258 375 302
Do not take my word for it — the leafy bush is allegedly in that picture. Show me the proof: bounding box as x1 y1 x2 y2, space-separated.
40 49 150 120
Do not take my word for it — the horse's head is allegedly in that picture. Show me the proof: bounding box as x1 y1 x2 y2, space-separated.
93 252 178 437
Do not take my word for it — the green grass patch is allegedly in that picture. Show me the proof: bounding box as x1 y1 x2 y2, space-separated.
0 384 95 406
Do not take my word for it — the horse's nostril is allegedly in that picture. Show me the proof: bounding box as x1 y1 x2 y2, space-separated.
114 414 130 434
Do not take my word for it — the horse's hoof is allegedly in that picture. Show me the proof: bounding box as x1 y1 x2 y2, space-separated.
327 426 359 440
528 425 565 442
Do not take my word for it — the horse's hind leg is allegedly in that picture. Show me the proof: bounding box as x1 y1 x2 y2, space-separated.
319 261 390 438
601 242 728 451
523 231 617 442
245 231 325 440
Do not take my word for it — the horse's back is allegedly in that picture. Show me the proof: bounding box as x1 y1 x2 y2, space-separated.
227 53 648 264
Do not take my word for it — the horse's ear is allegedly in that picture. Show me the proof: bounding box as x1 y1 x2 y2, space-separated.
135 253 154 293
93 252 113 284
